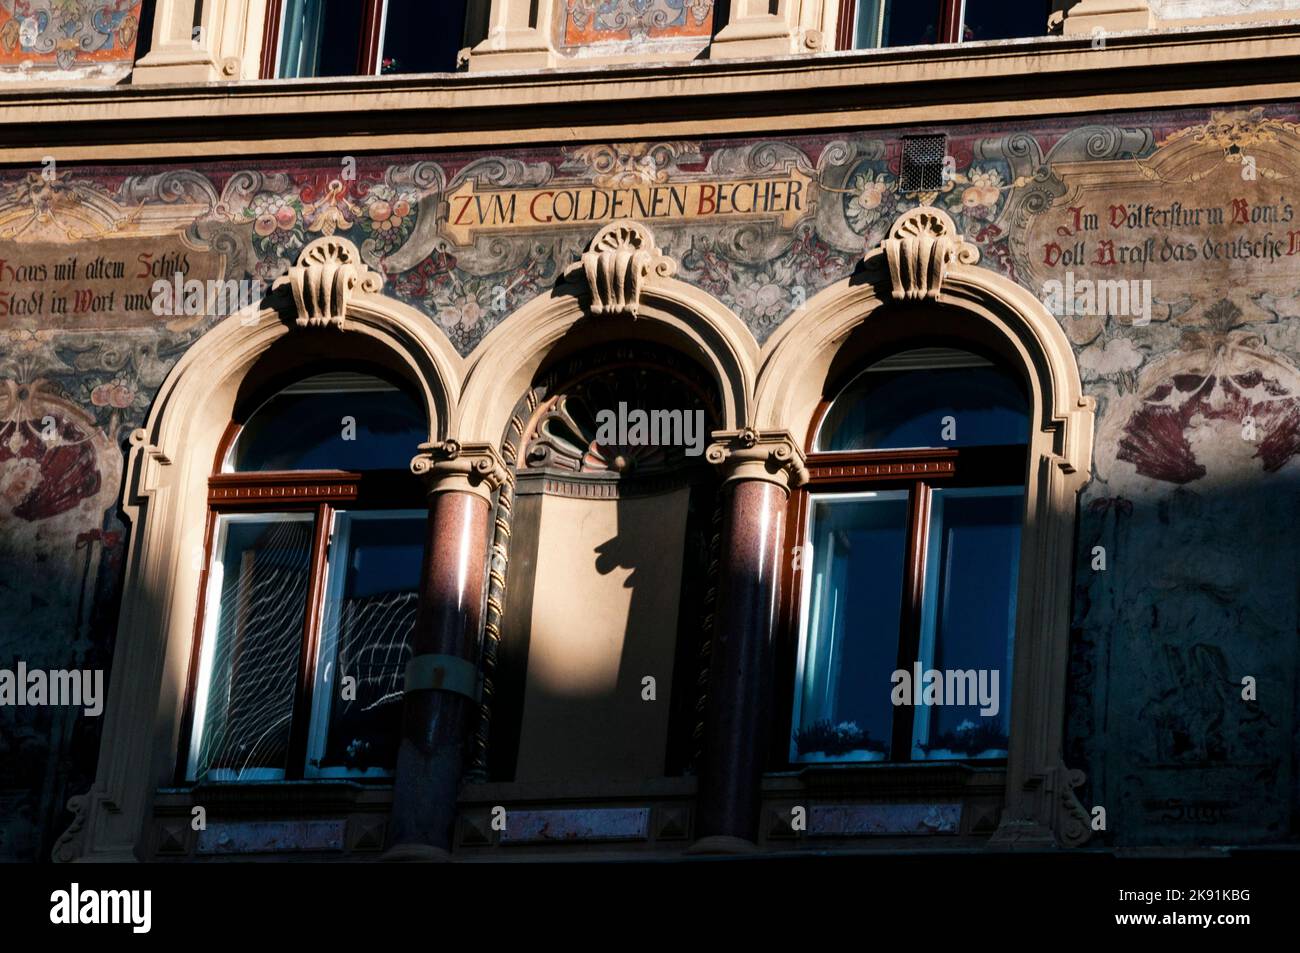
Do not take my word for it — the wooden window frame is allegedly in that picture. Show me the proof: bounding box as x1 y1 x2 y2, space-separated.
836 0 1052 50
175 399 425 786
772 364 1029 769
259 0 469 79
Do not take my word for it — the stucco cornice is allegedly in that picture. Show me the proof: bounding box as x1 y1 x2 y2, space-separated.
2 22 1300 162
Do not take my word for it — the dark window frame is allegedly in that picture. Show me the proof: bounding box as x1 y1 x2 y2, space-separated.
772 347 1029 769
259 0 474 79
835 0 1051 50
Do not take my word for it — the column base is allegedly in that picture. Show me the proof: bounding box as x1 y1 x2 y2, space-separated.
380 844 454 863
709 20 798 60
684 835 761 856
986 818 1059 850
1063 0 1156 36
466 30 558 72
131 49 224 85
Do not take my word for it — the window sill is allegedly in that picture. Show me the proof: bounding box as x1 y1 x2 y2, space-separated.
156 779 394 816
764 760 1007 797
459 775 698 805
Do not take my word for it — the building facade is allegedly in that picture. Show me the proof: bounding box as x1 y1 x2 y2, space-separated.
1 0 1297 862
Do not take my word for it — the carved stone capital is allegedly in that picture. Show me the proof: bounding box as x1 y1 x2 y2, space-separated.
411 439 510 499
564 220 676 318
273 236 384 329
705 428 808 489
871 207 980 302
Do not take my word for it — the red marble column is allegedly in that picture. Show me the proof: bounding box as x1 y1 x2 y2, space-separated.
695 429 806 850
386 441 506 859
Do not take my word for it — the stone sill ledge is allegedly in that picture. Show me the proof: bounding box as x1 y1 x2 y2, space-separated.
459 776 698 804
3 19 1297 160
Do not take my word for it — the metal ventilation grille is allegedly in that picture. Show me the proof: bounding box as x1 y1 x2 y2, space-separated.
900 134 948 192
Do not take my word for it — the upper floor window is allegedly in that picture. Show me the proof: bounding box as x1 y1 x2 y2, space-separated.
266 0 481 78
840 0 1052 48
784 347 1029 766
184 370 428 783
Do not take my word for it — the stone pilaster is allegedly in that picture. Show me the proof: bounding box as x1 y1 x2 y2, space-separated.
132 0 266 85
466 0 558 72
385 441 508 859
691 429 805 852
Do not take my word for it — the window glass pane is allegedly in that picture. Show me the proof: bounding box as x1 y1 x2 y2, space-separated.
792 491 909 763
913 487 1022 760
854 1 940 49
189 514 315 782
306 510 425 777
815 348 1030 451
278 0 365 78
380 0 468 74
962 0 1050 42
853 0 883 47
229 372 426 472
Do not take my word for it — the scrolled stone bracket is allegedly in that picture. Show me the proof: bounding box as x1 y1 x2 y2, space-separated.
705 428 808 490
50 794 88 863
273 236 384 329
870 206 980 302
127 427 172 498
1051 763 1094 848
411 439 511 500
563 220 676 318
987 761 1094 849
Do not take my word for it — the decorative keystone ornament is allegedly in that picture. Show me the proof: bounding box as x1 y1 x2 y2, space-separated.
565 220 676 317
274 236 384 329
874 206 980 302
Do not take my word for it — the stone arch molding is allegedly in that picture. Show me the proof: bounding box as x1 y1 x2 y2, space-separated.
456 219 759 448
756 206 1098 849
54 236 461 862
756 206 1094 476
58 212 1095 859
55 224 761 861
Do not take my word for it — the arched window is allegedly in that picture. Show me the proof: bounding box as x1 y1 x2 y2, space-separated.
784 346 1030 765
183 369 428 783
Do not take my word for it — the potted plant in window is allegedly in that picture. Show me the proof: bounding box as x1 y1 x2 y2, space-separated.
794 719 888 762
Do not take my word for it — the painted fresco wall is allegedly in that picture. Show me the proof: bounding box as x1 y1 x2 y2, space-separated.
0 1 143 83
2 104 1299 859
557 0 714 55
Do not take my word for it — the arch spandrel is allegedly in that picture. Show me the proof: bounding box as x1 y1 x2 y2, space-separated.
456 220 759 447
755 207 1094 483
